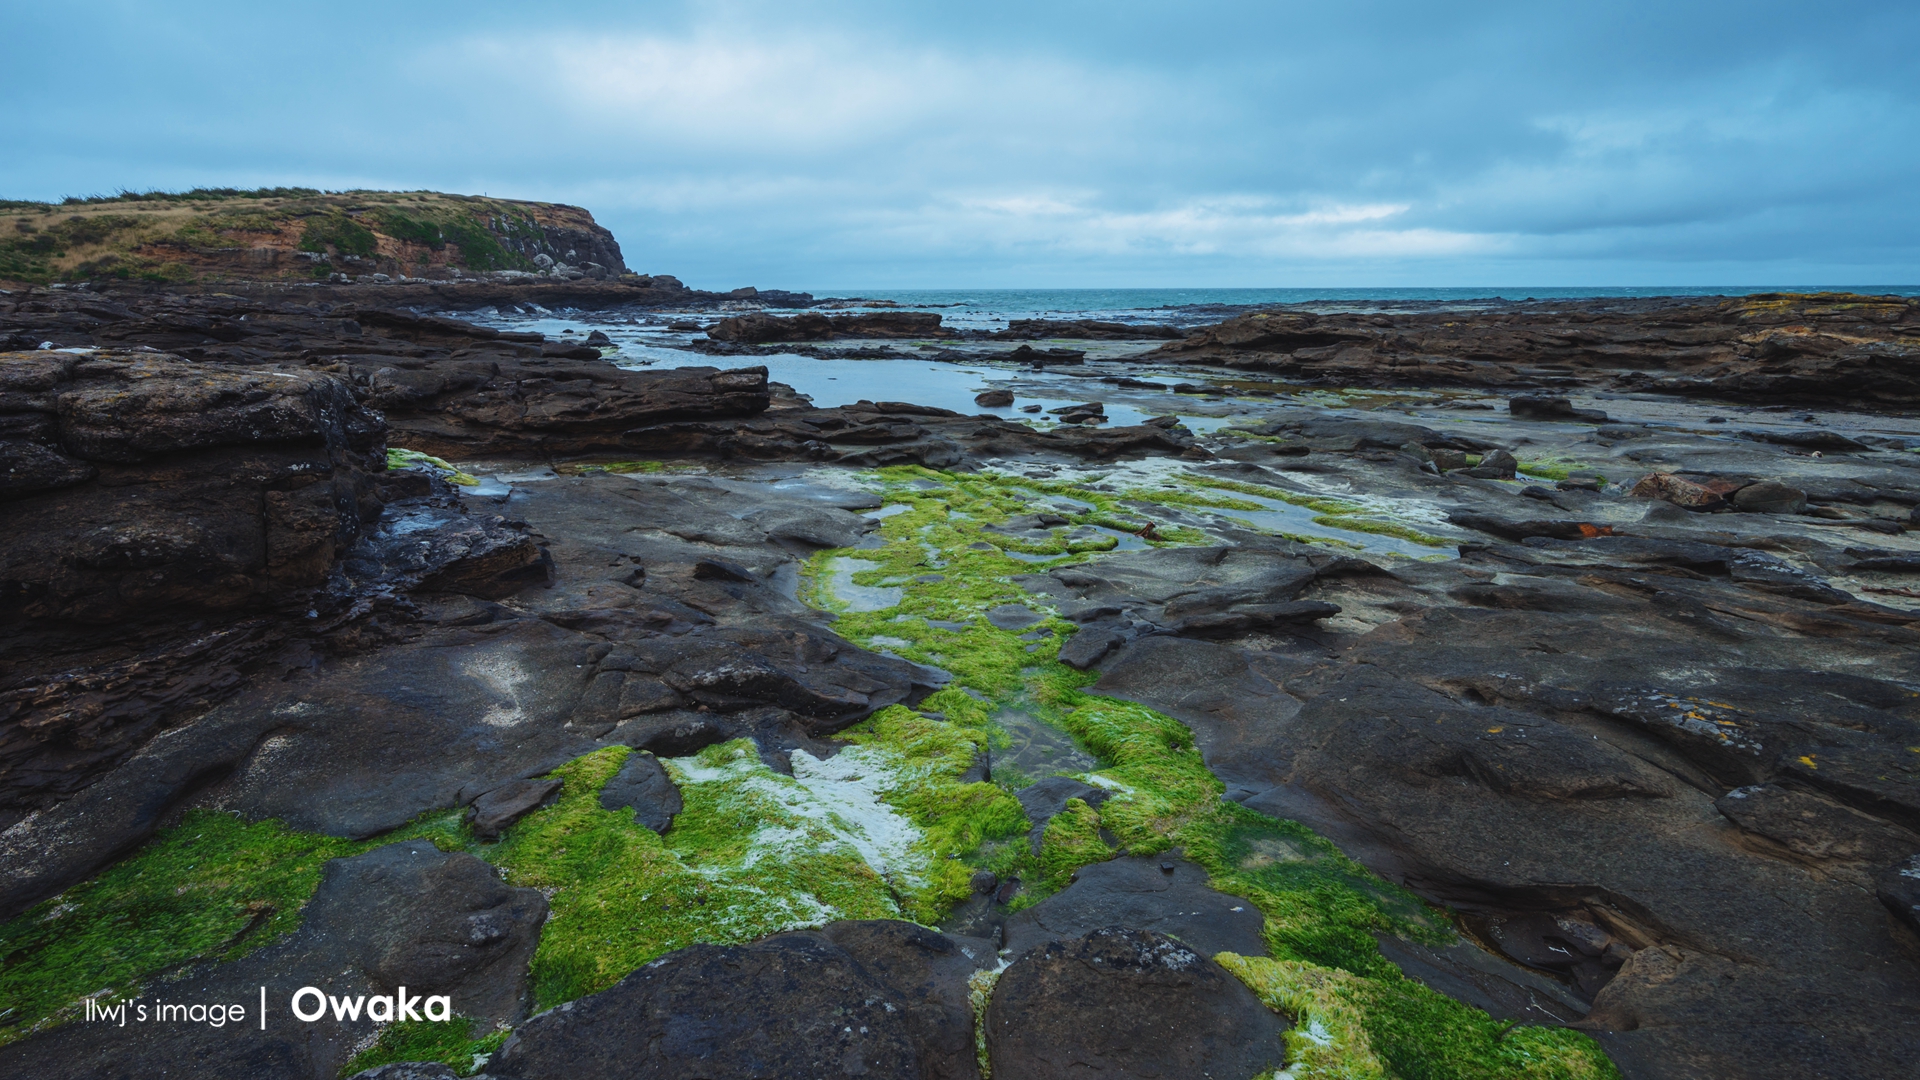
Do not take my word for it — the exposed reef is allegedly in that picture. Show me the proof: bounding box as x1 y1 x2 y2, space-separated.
2 282 1918 1080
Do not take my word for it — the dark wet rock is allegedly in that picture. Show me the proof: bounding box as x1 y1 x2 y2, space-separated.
707 311 951 343
1878 855 1920 935
974 388 1014 407
1056 624 1125 669
1046 400 1104 421
598 750 682 833
1469 908 1633 999
985 927 1287 1080
343 502 557 601
1509 395 1608 422
1157 293 1920 406
349 1064 461 1080
1001 857 1268 960
1374 933 1591 1027
486 920 987 1080
1727 549 1854 604
0 350 383 625
468 777 563 840
1716 783 1920 865
1016 776 1111 852
1447 509 1616 542
1732 479 1809 514
1849 550 1920 572
0 437 95 497
0 840 545 1080
351 1064 461 1080
991 319 1183 340
0 472 935 916
996 344 1087 366
1464 447 1519 479
1744 428 1873 452
1169 599 1342 637
985 603 1047 630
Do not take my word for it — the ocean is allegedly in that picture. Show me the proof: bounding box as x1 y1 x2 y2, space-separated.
825 286 1920 330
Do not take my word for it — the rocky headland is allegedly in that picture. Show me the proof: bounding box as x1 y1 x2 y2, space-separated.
1 271 1917 1080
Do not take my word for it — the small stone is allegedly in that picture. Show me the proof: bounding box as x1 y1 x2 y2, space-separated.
971 870 1000 894
468 778 562 840
1508 395 1608 422
975 389 1015 407
1160 861 1176 874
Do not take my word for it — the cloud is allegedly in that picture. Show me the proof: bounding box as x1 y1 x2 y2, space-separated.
1 0 1915 286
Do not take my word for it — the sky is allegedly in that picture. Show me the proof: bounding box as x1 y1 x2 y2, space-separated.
3 0 1917 291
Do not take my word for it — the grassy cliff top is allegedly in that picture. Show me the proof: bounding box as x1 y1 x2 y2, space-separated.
0 188 622 287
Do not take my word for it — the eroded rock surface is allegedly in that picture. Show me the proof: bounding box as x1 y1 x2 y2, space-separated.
8 286 1920 1080
486 920 988 1080
986 927 1288 1080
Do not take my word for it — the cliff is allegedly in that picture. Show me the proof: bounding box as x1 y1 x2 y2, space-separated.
0 188 631 287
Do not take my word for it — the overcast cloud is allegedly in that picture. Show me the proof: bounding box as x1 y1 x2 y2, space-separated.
3 0 1915 289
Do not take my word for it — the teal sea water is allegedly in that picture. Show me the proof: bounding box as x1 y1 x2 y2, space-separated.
829 286 1920 331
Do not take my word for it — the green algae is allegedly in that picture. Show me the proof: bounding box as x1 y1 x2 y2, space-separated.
4 461 1620 1076
554 459 671 476
1220 954 1619 1080
1181 473 1451 547
386 447 478 486
487 743 907 1009
0 808 468 1048
803 465 1620 1079
341 1017 508 1078
1310 516 1452 547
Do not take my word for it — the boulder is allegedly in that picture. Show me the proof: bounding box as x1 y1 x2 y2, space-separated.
1000 857 1269 961
598 751 683 833
985 927 1287 1080
1464 448 1519 479
1630 471 1746 509
1509 395 1609 422
1056 625 1125 670
974 388 1015 407
1732 480 1809 514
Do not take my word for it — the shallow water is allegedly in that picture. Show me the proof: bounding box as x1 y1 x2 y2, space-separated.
819 555 905 612
993 708 1100 781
